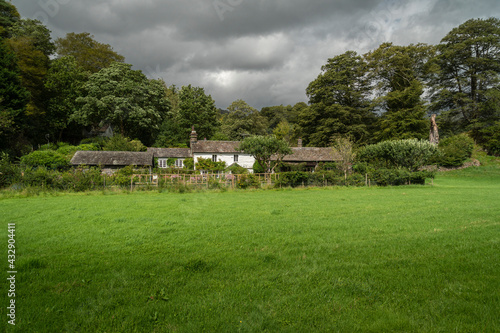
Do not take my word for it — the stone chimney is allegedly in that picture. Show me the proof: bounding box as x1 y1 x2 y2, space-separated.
298 138 303 148
190 126 198 146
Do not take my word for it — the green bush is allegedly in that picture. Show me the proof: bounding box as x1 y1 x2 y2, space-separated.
0 153 21 188
20 150 70 170
358 139 438 171
237 174 260 189
435 134 475 167
60 168 104 192
195 157 226 172
368 169 435 186
183 158 194 170
226 163 248 175
22 167 62 189
103 135 147 152
112 166 135 186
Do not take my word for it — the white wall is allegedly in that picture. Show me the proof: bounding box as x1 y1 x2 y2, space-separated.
193 153 255 172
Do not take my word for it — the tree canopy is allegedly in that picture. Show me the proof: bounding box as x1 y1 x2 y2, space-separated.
55 32 125 73
73 62 170 145
237 135 292 173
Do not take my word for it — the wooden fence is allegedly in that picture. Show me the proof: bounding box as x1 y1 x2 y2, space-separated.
131 173 281 190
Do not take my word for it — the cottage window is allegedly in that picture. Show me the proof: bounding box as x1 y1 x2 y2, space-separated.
212 155 217 162
175 159 183 168
234 155 239 162
158 159 167 168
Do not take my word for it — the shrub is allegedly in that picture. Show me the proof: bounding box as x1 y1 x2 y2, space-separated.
103 135 146 152
434 134 475 167
112 166 135 186
226 163 248 174
20 150 70 170
22 167 62 189
0 153 21 188
368 169 435 186
183 158 194 170
237 174 260 189
358 139 438 171
60 167 104 192
195 157 226 173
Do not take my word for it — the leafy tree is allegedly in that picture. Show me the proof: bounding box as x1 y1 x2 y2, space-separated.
74 62 170 145
45 56 88 141
9 18 55 56
332 136 356 176
220 99 268 140
0 0 20 37
303 51 375 146
0 39 29 151
261 103 304 130
177 85 219 143
155 85 190 147
237 135 292 173
431 18 500 144
55 32 125 73
366 43 433 141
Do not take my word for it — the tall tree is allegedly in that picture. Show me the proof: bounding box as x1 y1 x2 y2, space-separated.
0 39 29 152
9 18 55 56
302 51 375 146
431 18 500 142
73 63 170 145
366 43 433 141
55 32 124 73
0 0 19 37
219 99 268 140
177 85 219 143
45 56 88 142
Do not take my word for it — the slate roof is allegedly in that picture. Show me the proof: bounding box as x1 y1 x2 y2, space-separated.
277 147 341 162
70 151 153 166
191 141 241 154
147 148 191 158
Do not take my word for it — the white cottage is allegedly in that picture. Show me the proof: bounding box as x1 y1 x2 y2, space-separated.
189 128 255 172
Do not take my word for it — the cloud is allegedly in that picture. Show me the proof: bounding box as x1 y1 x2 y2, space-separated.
16 0 500 109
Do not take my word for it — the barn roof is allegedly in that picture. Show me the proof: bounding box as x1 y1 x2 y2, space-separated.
277 147 340 162
70 151 153 166
191 141 241 154
147 148 191 158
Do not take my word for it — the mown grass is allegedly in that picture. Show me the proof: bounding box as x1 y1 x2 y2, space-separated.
1 163 499 332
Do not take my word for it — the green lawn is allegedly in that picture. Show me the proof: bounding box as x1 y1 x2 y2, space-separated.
1 165 500 332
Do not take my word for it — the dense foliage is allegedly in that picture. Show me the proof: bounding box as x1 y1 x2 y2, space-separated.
0 2 498 174
358 139 438 172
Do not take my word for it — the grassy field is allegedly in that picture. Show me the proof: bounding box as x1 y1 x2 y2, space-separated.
1 162 500 332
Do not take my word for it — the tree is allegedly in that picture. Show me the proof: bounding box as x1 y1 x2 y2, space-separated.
74 63 170 145
9 19 55 56
45 56 88 141
302 51 375 147
331 136 356 176
55 32 125 73
366 43 433 141
0 39 29 151
237 135 292 173
177 85 219 143
0 0 20 37
220 99 268 140
431 18 500 143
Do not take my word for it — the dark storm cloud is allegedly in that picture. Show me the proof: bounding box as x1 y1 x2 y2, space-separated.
15 0 500 109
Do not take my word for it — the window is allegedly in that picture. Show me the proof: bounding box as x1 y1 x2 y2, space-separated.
212 155 217 162
234 155 239 162
158 159 167 168
175 159 183 168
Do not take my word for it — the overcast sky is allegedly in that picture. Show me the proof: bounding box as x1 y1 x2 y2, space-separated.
15 0 500 110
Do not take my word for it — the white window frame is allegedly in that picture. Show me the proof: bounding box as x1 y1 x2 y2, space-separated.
175 159 184 168
212 155 217 162
158 159 167 168
234 155 239 163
